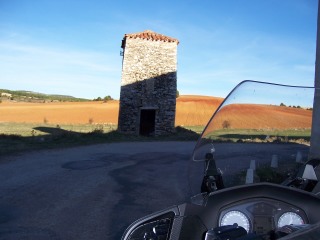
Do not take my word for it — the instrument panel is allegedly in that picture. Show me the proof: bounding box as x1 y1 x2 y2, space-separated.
170 184 320 240
218 199 307 235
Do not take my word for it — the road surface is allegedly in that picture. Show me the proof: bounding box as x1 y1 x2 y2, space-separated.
0 141 309 240
0 142 196 240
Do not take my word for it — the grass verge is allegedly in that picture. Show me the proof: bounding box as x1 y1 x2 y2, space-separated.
206 128 311 144
0 123 201 156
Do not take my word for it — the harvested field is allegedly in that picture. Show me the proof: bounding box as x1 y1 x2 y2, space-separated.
0 100 119 125
0 96 312 129
0 96 222 126
175 95 223 126
207 104 312 131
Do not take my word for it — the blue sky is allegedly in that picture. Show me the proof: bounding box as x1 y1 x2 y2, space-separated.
0 0 318 100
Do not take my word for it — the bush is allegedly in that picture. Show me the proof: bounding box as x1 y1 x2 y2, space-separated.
89 125 104 135
93 97 102 101
103 95 113 101
93 96 113 102
222 120 231 129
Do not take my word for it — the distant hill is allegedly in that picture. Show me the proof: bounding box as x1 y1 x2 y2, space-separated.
0 89 90 102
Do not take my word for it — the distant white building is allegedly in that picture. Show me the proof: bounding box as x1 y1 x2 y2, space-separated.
1 92 12 98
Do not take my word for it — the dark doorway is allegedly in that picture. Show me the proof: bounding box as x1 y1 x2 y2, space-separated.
139 109 156 136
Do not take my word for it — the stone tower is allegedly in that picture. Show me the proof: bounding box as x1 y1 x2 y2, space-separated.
118 30 179 136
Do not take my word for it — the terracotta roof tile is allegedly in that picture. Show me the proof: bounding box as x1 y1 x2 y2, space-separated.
124 30 179 44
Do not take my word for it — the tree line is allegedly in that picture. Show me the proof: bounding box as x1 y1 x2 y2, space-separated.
93 95 113 101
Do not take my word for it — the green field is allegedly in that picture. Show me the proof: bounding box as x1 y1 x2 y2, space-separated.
204 128 311 144
0 123 201 156
1 122 310 156
183 125 205 134
0 122 117 136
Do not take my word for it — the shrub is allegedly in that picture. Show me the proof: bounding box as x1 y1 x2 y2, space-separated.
103 95 113 102
89 125 104 135
93 97 102 101
222 120 231 129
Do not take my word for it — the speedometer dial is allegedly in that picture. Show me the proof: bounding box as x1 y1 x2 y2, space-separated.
220 210 250 233
278 212 304 228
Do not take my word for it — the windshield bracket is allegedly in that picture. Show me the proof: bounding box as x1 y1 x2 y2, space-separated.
201 152 224 193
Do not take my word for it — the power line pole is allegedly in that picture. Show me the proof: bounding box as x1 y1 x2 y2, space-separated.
310 0 320 159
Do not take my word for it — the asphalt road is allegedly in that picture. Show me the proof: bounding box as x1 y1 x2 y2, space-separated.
0 142 196 240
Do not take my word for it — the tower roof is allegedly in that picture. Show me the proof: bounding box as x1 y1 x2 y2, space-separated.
123 30 179 44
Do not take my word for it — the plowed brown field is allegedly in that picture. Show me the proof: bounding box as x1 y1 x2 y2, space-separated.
175 95 223 126
0 96 222 126
206 104 312 132
0 96 312 128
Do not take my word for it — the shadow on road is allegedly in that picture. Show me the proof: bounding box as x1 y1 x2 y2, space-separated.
0 126 200 156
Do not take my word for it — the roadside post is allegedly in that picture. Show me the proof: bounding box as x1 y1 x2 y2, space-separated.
310 0 320 159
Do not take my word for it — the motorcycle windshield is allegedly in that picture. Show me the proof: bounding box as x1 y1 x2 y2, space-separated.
190 80 318 197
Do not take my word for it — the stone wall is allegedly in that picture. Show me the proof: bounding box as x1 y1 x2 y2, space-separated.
118 31 178 136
